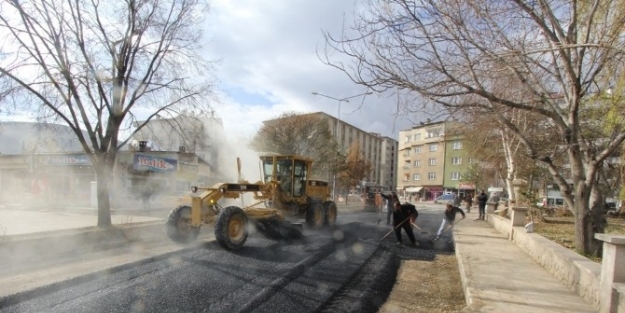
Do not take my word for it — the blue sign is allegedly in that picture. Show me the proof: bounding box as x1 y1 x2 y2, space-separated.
47 154 91 165
133 154 177 172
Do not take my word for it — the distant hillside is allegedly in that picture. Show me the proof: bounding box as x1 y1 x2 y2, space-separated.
0 122 87 154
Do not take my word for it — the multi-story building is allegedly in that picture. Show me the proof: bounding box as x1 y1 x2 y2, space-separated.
263 112 398 192
397 121 474 200
443 126 475 198
380 137 397 192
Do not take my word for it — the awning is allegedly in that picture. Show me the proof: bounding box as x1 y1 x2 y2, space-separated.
405 187 423 193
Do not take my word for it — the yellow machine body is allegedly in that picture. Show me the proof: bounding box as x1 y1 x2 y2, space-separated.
188 155 330 227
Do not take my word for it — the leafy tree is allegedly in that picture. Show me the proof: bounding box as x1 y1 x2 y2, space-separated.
250 112 339 178
337 141 372 195
324 0 625 255
0 0 214 226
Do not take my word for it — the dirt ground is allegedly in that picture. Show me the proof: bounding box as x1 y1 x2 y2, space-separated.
379 253 466 313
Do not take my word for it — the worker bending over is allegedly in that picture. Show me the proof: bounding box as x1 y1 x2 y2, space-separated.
436 203 466 239
393 201 418 246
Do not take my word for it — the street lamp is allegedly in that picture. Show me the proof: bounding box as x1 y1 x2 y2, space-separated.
311 90 373 202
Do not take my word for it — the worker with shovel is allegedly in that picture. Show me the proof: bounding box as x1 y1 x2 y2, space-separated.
391 201 419 246
435 203 466 240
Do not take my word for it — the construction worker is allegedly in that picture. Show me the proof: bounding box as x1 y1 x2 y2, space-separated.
436 203 466 239
392 201 418 246
381 191 399 225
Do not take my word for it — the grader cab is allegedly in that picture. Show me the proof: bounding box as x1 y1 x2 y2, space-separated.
165 155 337 250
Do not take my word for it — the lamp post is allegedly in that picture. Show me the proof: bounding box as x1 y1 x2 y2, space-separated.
311 91 373 202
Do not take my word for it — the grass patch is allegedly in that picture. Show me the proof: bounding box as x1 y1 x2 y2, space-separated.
533 216 625 263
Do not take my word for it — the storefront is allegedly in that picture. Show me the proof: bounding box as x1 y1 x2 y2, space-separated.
0 151 211 207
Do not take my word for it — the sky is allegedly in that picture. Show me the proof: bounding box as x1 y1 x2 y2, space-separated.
0 0 418 142
200 0 416 140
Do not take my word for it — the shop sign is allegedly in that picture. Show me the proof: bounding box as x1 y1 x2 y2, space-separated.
458 183 475 189
133 154 177 172
47 154 91 165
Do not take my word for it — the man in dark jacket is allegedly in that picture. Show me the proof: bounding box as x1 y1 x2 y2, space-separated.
476 190 488 220
381 192 399 225
436 203 466 238
392 201 418 246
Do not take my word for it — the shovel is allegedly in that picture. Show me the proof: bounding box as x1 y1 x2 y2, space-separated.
380 216 411 241
411 222 429 234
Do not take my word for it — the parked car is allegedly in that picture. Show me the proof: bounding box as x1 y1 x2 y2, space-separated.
434 193 456 204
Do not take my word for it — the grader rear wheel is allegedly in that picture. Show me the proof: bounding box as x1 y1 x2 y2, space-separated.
215 206 249 250
323 201 337 226
306 202 325 228
165 205 200 244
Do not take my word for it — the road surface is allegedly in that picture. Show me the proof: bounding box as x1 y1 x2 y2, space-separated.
0 204 454 313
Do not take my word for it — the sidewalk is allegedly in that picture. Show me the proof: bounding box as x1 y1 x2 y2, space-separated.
0 206 163 236
453 210 598 312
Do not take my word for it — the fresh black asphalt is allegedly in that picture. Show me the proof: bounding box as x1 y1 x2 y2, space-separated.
0 207 453 313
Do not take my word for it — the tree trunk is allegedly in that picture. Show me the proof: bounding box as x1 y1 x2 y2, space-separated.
95 161 112 227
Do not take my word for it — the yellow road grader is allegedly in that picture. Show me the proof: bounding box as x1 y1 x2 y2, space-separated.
165 155 337 250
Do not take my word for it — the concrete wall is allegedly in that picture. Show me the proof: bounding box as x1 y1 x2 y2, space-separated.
486 213 602 306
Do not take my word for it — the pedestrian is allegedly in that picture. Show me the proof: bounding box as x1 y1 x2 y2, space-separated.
476 189 488 220
465 193 473 213
381 191 399 225
140 184 152 209
453 193 461 207
392 201 418 246
436 203 466 238
374 190 383 213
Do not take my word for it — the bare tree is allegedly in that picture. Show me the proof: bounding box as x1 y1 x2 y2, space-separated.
323 0 625 255
0 0 214 226
337 141 372 195
250 112 339 178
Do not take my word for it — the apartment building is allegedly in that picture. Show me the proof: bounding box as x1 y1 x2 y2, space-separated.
443 132 475 197
397 121 474 200
397 121 446 200
265 112 398 191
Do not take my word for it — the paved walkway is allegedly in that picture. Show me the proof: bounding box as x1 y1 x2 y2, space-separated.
454 210 598 313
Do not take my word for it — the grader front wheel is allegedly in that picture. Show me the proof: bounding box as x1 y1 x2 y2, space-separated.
215 206 249 250
166 205 200 244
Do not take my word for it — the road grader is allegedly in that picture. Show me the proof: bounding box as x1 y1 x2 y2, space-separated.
165 155 337 250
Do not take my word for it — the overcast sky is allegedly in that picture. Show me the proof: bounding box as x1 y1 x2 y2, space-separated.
202 0 416 140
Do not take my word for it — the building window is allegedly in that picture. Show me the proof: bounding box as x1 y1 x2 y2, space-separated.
468 157 478 164
413 174 420 181
415 146 422 154
403 174 409 181
428 172 436 180
453 141 463 150
428 158 437 166
451 172 461 180
426 129 440 138
414 133 421 140
405 135 411 142
451 157 462 165
403 162 411 169
414 160 421 167
429 143 438 152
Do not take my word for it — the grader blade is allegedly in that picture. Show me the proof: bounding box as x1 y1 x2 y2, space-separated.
253 218 304 241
